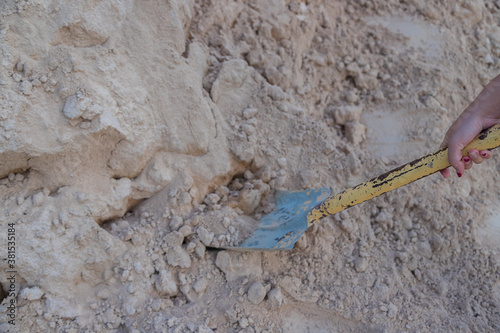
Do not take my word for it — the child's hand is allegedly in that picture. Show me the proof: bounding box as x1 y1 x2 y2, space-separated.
440 75 500 178
439 115 494 178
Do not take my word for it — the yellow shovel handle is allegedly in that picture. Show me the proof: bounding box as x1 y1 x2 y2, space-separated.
307 123 500 226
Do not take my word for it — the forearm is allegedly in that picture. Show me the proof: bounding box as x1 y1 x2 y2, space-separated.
461 74 500 127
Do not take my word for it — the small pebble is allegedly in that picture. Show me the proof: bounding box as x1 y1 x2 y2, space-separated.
197 226 214 246
179 225 192 237
243 108 258 119
222 217 231 228
247 282 267 305
170 215 183 230
124 305 136 316
204 193 221 205
12 73 22 82
238 317 248 328
277 157 287 168
354 257 368 273
32 192 45 207
387 303 398 318
96 288 111 300
243 170 254 180
193 278 208 293
19 287 44 301
267 287 283 309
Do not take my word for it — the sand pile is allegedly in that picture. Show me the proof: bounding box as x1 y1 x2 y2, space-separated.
1 0 500 332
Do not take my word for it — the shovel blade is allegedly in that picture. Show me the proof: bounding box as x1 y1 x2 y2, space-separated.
234 188 330 250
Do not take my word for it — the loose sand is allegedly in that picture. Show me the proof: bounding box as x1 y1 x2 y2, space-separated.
1 0 500 332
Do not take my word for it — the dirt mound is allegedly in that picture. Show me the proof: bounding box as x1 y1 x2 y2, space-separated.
1 0 500 332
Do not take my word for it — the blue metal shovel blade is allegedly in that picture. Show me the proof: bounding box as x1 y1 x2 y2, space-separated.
235 188 330 250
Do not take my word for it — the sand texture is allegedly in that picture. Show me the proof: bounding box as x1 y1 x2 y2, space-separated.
1 0 500 332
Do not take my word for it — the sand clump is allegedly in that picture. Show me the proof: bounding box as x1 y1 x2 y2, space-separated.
1 0 500 332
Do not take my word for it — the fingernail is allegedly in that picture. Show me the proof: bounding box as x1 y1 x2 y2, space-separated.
457 172 462 178
463 156 471 162
481 152 487 157
470 151 478 158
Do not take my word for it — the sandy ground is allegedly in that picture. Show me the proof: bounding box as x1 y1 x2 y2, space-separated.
1 0 500 332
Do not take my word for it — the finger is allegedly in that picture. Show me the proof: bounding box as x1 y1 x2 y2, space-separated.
447 138 465 176
440 167 451 178
469 149 484 164
479 150 493 159
463 155 473 170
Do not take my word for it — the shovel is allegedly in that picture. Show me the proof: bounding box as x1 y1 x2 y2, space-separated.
227 124 500 251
